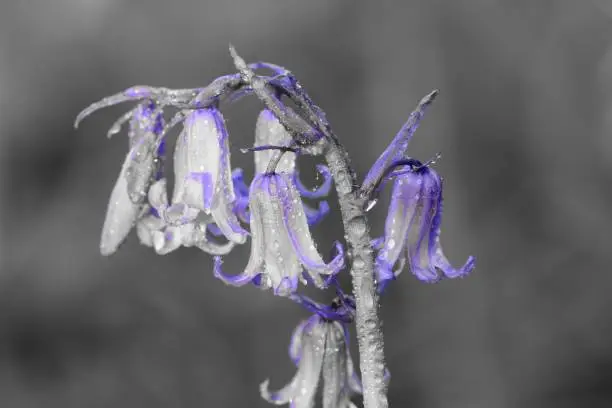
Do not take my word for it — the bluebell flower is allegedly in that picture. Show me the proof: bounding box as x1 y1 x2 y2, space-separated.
260 298 362 408
98 101 165 255
136 178 235 255
232 109 332 226
171 107 248 245
375 159 475 290
213 172 344 296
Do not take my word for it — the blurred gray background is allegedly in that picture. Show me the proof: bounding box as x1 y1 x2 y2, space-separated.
2 0 612 407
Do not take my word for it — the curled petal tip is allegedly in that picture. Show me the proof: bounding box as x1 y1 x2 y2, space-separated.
213 256 255 287
444 255 476 279
99 244 116 257
259 379 274 402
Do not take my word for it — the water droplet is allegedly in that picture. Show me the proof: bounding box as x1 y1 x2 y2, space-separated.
108 123 121 136
353 256 365 269
365 199 377 212
387 239 396 250
272 241 280 249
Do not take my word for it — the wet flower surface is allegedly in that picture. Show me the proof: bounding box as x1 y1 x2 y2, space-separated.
171 108 248 244
261 298 362 408
214 172 344 296
375 160 475 290
98 101 165 255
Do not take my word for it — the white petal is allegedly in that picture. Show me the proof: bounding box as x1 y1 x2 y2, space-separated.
153 226 182 255
136 213 165 247
259 176 302 294
100 153 145 255
322 322 349 408
278 175 342 282
211 192 248 244
254 109 296 174
260 319 327 407
147 178 169 216
125 132 158 204
173 109 221 212
213 191 264 287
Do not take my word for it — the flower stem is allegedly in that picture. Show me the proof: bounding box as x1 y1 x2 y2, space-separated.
229 45 389 408
323 140 389 408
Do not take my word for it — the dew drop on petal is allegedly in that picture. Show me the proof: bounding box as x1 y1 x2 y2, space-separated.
386 239 396 250
365 199 378 212
108 123 122 136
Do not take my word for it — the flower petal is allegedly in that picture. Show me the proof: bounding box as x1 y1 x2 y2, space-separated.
294 164 332 199
136 213 165 247
211 192 248 244
213 188 266 287
172 109 221 212
152 226 182 255
322 322 350 408
277 175 344 285
147 178 169 215
376 172 421 286
125 132 160 204
303 200 329 226
232 168 250 198
260 318 326 407
429 185 476 279
255 175 303 294
342 324 362 395
255 109 296 174
164 203 200 226
100 153 147 255
195 238 235 256
408 170 442 282
289 317 317 366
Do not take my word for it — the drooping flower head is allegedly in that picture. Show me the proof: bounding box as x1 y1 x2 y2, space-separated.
375 159 475 292
214 172 344 296
135 178 235 256
232 109 332 226
98 100 166 255
169 107 248 244
260 297 362 408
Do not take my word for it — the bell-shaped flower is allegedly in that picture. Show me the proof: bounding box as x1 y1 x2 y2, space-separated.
247 109 332 226
375 160 475 291
171 107 248 244
260 299 362 408
213 172 344 296
98 101 165 255
136 178 235 256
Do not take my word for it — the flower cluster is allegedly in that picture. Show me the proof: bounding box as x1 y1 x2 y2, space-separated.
260 292 365 408
76 82 341 296
76 51 475 407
